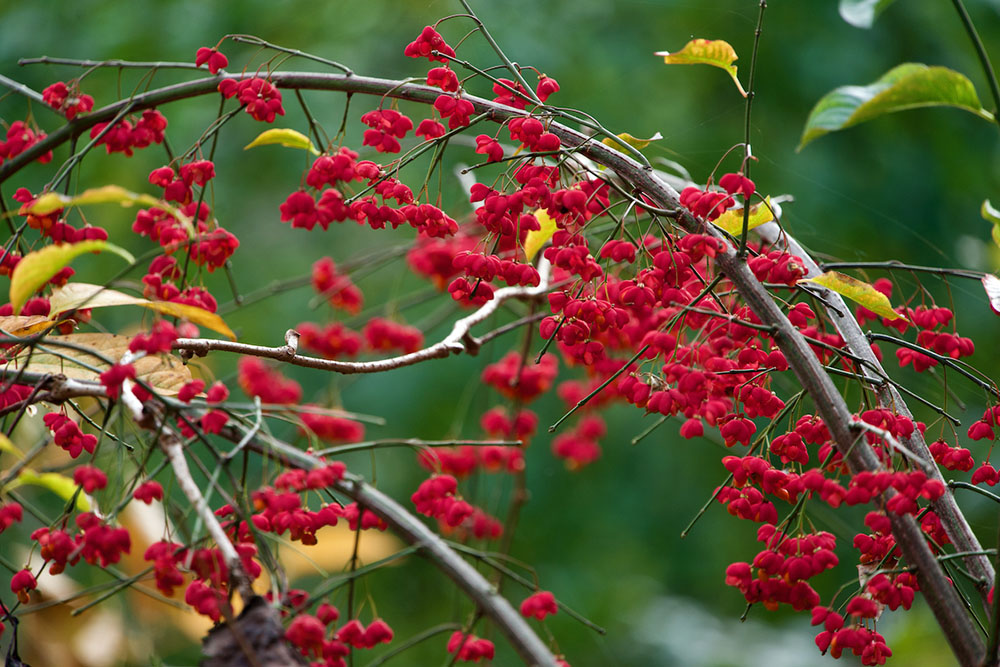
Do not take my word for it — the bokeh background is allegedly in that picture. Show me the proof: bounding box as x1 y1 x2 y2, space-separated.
2 0 1000 665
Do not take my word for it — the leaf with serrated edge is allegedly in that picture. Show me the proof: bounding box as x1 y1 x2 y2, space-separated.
523 209 557 262
799 64 993 149
712 196 774 235
839 0 897 28
8 470 91 511
244 128 320 155
655 39 747 97
11 332 192 395
10 241 135 314
799 271 906 321
49 282 236 340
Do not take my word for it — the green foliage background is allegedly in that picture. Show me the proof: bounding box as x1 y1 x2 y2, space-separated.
2 1 999 665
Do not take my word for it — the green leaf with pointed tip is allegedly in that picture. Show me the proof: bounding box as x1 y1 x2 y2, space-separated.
8 470 91 511
655 39 747 97
28 185 166 216
799 64 993 150
244 128 320 155
839 0 897 28
601 131 663 153
10 241 134 314
799 271 907 321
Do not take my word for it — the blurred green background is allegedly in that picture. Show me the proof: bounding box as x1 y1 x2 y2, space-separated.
2 0 1000 665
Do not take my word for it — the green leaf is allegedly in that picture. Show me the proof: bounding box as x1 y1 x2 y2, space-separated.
10 241 134 315
49 282 237 341
8 470 91 511
799 64 994 149
712 196 774 235
983 200 1000 249
27 185 164 216
839 0 897 28
523 209 557 262
799 271 907 321
244 128 321 155
982 199 1000 226
655 39 747 97
0 433 21 459
601 131 663 153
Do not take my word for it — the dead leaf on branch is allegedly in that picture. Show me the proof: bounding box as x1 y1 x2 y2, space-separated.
10 332 192 395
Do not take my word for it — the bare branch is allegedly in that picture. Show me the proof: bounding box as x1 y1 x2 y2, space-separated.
173 258 551 373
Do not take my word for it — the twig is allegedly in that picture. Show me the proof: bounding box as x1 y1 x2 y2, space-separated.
174 258 551 373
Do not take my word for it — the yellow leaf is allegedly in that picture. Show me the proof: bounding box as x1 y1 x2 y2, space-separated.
10 241 135 315
799 271 907 321
0 433 21 459
655 39 747 97
601 131 663 153
49 283 236 341
10 332 193 395
26 185 165 216
8 470 91 511
244 128 320 155
0 315 59 337
712 196 775 235
523 209 557 262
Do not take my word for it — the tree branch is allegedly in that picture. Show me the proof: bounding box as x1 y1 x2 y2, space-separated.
173 258 550 372
223 425 559 667
759 221 996 606
0 66 986 663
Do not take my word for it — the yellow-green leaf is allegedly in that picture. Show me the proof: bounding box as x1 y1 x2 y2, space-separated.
983 199 1000 250
27 185 164 216
799 64 993 150
10 241 134 315
655 39 747 97
523 209 557 262
712 196 774 235
799 271 907 321
10 332 193 395
8 470 91 511
601 131 663 153
244 128 320 155
0 433 21 459
49 282 236 341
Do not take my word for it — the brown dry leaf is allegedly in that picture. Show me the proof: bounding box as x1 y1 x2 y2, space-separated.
49 282 236 340
10 332 191 395
0 314 60 337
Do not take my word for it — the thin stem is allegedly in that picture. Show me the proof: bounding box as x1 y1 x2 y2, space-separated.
229 35 353 75
457 0 540 105
820 260 983 280
738 0 766 257
949 0 1000 131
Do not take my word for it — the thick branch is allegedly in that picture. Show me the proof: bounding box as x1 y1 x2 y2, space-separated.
0 67 985 663
224 426 558 667
760 222 995 603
